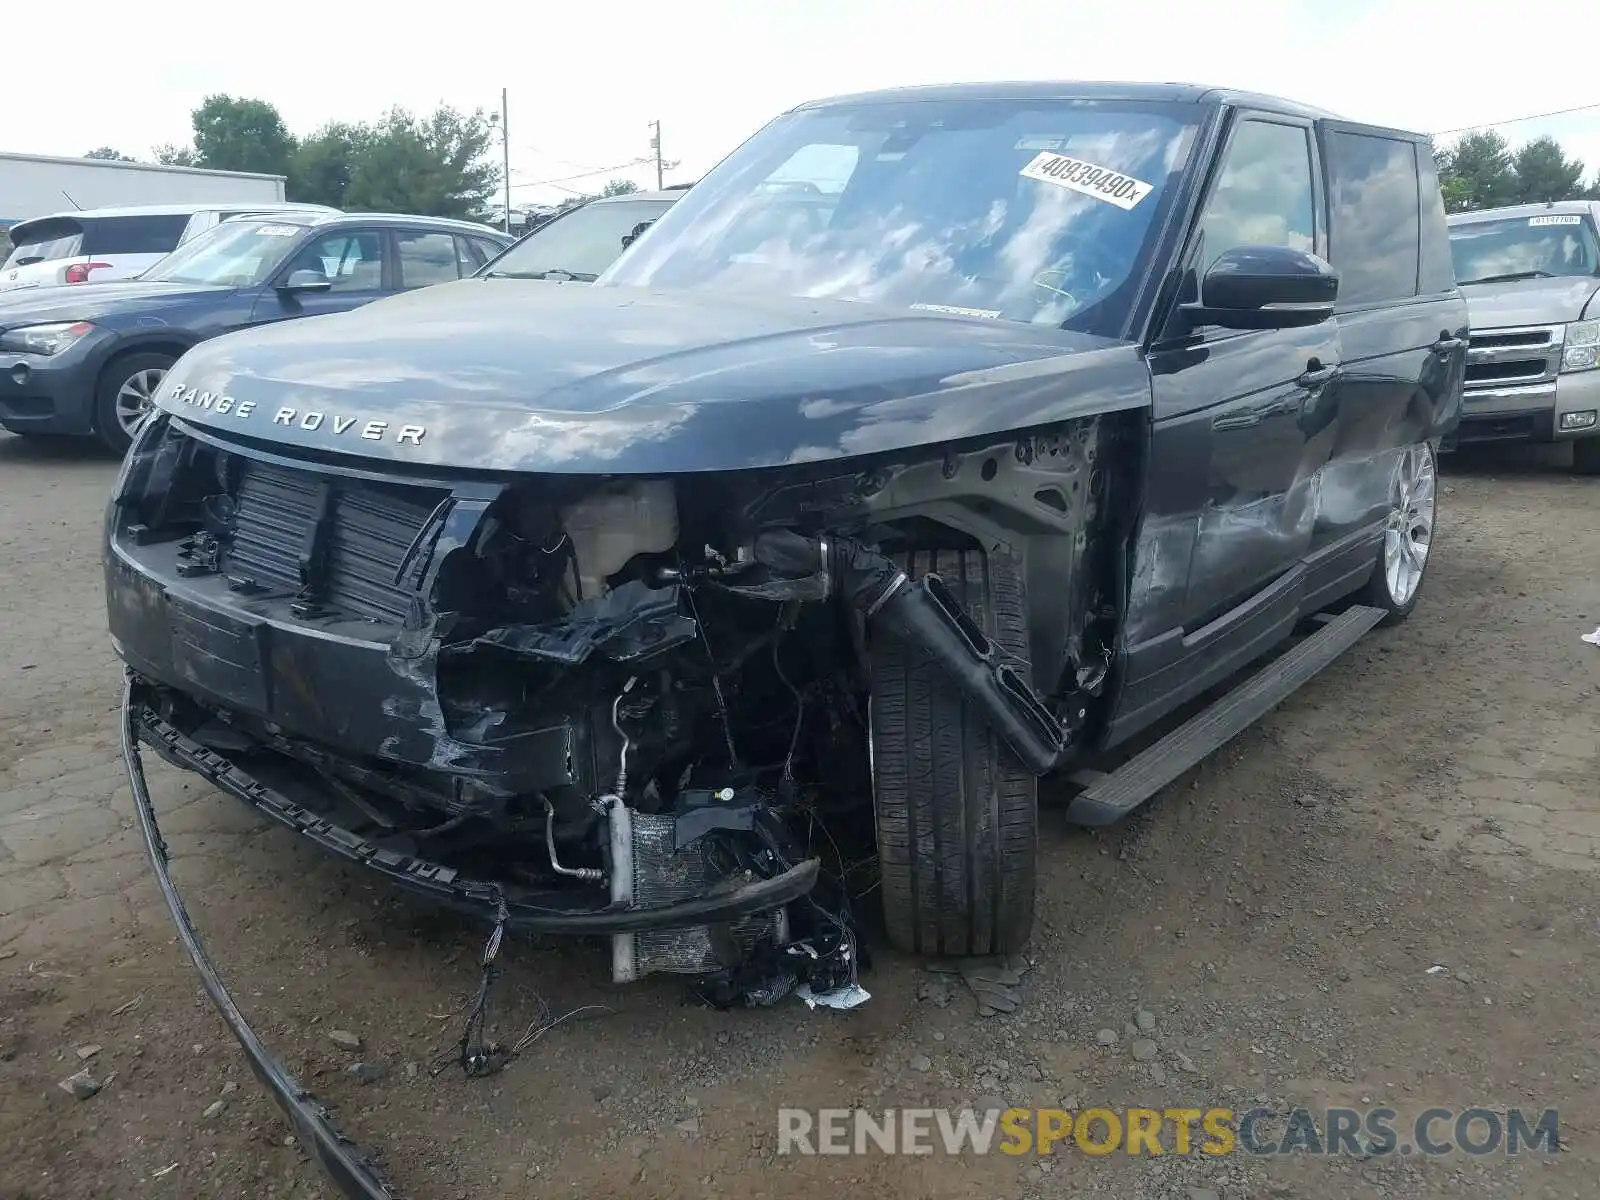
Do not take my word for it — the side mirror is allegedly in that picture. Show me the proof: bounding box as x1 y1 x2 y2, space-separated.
1182 245 1338 330
278 269 332 294
620 219 657 250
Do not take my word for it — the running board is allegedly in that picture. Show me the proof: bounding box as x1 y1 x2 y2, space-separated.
1065 604 1387 826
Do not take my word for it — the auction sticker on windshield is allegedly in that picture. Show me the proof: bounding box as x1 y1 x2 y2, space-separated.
1528 215 1582 227
1020 152 1153 211
254 225 301 237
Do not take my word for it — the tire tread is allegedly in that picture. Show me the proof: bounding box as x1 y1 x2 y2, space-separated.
869 546 1036 957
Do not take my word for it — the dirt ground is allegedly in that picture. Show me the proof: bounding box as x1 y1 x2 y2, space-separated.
1 431 1596 1200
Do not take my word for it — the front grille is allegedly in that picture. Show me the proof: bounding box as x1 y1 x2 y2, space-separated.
1466 359 1549 384
223 459 445 624
1470 330 1550 350
1464 324 1562 391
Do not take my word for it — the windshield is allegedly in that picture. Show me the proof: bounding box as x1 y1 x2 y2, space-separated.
1449 213 1600 284
483 198 676 280
139 219 311 286
600 98 1202 334
4 219 83 269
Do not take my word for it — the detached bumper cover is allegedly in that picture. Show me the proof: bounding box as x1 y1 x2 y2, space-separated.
121 677 396 1200
122 675 821 1199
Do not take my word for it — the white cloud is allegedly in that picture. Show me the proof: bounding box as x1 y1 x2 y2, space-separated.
2 0 1597 207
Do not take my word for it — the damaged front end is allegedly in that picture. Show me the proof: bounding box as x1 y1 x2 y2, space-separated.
106 406 1118 996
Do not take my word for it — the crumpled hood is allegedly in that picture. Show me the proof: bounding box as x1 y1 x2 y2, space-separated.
1461 275 1600 329
154 280 1151 474
0 280 233 328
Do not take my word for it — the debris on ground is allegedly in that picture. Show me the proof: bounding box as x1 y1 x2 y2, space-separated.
58 1070 102 1100
327 1029 362 1051
926 954 1032 1017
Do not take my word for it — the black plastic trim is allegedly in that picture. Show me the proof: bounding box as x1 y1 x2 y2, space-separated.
121 675 397 1200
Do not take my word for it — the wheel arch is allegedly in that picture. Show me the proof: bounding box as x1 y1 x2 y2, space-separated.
92 339 195 430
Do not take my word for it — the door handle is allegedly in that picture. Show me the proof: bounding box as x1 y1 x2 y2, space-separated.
1295 360 1337 389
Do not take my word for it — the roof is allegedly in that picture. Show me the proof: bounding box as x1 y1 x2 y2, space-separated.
0 149 287 183
321 212 513 237
13 202 333 227
792 80 1346 124
1448 200 1600 224
589 190 684 205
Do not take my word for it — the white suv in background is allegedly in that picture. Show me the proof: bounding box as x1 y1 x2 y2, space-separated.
0 202 338 293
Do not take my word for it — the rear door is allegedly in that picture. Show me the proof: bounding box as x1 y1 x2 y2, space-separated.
1307 122 1466 597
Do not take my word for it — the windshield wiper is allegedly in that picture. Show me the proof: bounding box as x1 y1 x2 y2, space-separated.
483 267 598 281
1459 270 1557 285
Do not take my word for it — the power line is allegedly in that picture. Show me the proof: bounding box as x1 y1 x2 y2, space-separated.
520 145 610 174
513 159 653 188
1433 101 1600 138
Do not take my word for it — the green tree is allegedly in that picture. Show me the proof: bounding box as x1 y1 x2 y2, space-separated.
151 143 199 167
601 178 640 197
190 94 296 176
1435 129 1600 212
84 147 136 162
342 106 499 218
288 122 372 208
1435 130 1518 213
1511 136 1586 204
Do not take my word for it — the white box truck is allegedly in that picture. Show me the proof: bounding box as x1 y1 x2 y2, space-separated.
0 153 301 291
1 152 286 227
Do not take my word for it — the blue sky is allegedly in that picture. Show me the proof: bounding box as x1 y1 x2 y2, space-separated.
4 0 1597 202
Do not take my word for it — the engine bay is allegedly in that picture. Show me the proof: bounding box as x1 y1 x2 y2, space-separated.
107 412 1125 1005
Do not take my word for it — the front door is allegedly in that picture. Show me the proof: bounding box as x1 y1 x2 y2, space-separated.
251 229 394 326
1113 112 1342 744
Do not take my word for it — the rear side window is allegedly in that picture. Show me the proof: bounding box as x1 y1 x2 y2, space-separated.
1415 151 1455 293
396 230 463 287
82 214 193 256
464 236 504 270
1325 131 1421 306
3 218 84 268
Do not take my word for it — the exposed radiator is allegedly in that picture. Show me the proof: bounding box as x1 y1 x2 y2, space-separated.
610 810 787 983
223 459 445 624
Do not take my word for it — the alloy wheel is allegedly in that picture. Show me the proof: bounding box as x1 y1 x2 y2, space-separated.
1383 443 1436 607
114 368 166 438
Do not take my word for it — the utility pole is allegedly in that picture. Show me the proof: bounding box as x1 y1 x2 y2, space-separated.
501 88 513 235
649 120 663 190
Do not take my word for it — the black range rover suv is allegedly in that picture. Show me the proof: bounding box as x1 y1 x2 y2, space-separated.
104 81 1464 1194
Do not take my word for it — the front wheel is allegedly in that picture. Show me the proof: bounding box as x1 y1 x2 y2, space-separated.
94 351 175 455
868 546 1038 958
1359 441 1437 623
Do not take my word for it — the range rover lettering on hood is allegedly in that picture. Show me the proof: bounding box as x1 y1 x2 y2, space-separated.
165 381 426 445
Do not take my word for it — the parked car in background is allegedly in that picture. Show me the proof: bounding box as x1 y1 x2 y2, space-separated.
0 210 510 451
0 203 339 294
1445 200 1600 472
477 188 686 280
